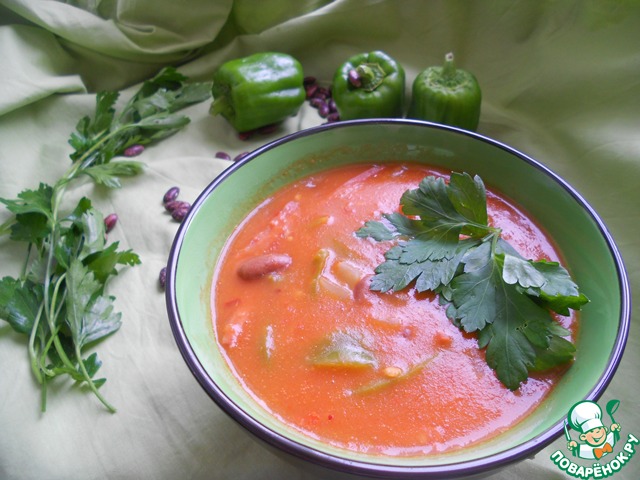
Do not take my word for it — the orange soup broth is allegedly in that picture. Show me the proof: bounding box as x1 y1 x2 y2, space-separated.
212 163 576 456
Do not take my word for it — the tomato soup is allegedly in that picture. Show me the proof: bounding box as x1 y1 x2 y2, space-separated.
212 163 575 456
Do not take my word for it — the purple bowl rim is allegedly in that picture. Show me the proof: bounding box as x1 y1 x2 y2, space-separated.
165 119 631 478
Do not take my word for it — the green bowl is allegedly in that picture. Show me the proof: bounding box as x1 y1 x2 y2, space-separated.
166 119 629 478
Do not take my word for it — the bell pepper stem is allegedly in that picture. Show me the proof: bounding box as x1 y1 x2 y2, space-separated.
209 95 229 117
355 63 386 92
442 52 457 80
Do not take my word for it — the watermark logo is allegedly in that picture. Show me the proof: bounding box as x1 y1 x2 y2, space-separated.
550 399 638 478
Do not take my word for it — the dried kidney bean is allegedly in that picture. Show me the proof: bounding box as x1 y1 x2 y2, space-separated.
163 186 180 204
162 186 191 223
164 199 189 213
159 267 167 290
305 84 318 99
171 205 190 222
104 213 118 233
234 151 249 162
124 144 145 157
304 76 340 123
347 69 362 88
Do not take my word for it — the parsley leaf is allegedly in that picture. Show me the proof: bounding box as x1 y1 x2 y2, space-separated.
0 183 53 218
81 161 145 189
357 172 589 390
66 259 122 349
0 277 44 335
524 260 589 315
0 184 54 243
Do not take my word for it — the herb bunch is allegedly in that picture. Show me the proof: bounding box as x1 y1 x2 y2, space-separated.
357 172 589 390
0 68 211 412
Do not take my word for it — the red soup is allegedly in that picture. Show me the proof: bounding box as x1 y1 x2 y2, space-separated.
212 163 575 456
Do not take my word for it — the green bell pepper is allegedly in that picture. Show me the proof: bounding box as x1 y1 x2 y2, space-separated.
408 52 482 131
332 50 405 120
209 52 305 132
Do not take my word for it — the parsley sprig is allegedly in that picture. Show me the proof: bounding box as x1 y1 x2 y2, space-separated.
357 172 589 390
0 68 211 412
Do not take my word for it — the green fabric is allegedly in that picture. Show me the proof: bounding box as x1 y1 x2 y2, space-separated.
0 1 639 479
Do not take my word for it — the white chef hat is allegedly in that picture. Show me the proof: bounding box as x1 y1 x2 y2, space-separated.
568 400 604 434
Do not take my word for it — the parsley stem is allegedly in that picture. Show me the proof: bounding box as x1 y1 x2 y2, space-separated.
39 275 70 379
471 224 500 238
49 273 67 323
488 229 501 254
75 343 117 413
39 327 59 377
61 124 134 186
42 229 75 375
21 244 33 279
40 376 48 413
28 303 45 384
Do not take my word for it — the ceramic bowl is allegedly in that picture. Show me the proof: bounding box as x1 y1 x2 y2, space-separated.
166 119 630 478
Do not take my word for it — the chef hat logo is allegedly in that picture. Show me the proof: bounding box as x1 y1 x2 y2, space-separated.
568 400 605 434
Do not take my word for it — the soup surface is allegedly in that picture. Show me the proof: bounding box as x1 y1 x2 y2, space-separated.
212 163 575 456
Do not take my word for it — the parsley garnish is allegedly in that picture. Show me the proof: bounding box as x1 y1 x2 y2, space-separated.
0 68 211 412
356 172 589 390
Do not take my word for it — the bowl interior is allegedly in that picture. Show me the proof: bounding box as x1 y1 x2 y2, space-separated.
168 120 627 471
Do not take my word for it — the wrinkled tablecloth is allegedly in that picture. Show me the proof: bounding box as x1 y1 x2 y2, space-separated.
1 1 638 479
